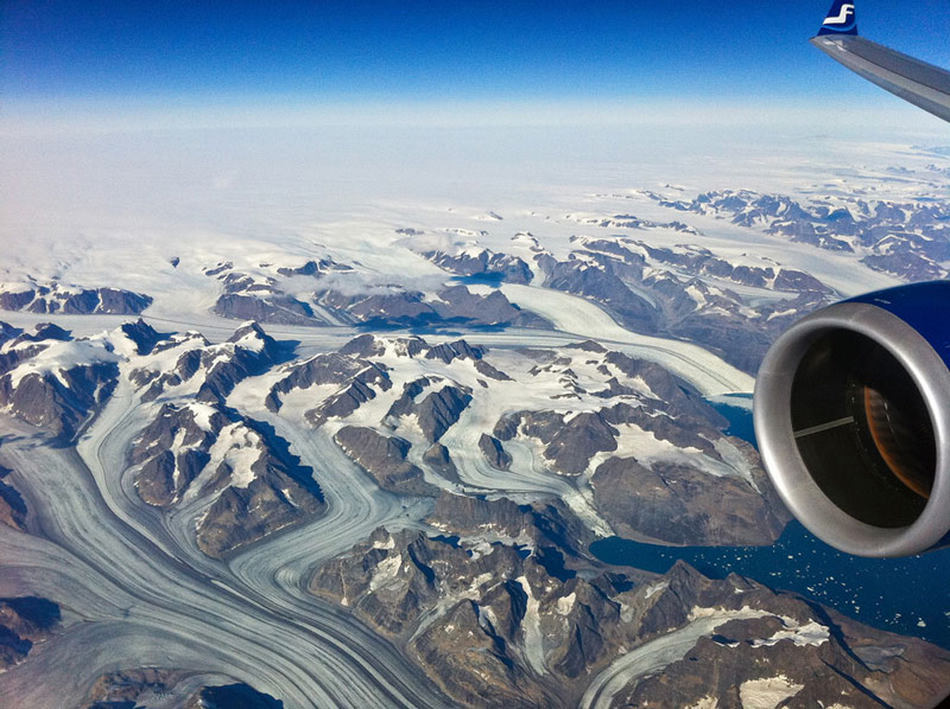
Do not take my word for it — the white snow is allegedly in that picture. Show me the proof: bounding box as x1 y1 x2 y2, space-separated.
766 308 797 321
584 422 755 486
685 284 707 309
710 437 758 487
181 422 265 500
556 592 576 616
751 618 829 648
170 428 188 492
371 535 396 551
585 422 702 475
215 424 264 489
463 283 495 297
7 337 120 388
686 605 770 622
185 401 219 432
4 115 949 709
0 280 35 294
500 283 754 396
408 570 496 643
230 323 266 352
369 553 403 592
582 605 773 709
738 675 804 709
643 581 668 600
516 575 547 675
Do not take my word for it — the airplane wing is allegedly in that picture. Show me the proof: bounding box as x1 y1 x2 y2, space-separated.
811 1 950 123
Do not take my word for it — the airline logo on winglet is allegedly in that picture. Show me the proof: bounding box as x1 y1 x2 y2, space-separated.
818 0 858 35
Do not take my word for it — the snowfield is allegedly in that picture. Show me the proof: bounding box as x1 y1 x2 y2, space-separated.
500 283 754 395
1 119 948 707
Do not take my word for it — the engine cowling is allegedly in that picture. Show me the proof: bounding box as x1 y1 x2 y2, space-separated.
754 281 950 557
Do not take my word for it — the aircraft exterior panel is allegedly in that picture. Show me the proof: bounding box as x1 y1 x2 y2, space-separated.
811 35 950 123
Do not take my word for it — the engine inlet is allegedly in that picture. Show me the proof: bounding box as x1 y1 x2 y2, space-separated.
790 330 935 527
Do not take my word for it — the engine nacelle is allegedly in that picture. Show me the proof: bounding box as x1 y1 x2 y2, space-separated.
754 281 950 557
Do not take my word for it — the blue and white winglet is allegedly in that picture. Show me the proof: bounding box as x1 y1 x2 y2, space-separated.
811 1 950 122
817 0 858 36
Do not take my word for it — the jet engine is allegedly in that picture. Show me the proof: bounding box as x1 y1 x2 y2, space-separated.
754 281 950 556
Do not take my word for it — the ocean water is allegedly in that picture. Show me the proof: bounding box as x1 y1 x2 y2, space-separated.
590 401 950 649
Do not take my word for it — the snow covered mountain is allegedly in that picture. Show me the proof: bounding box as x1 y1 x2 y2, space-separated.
0 323 120 440
312 528 949 708
130 401 325 557
644 188 950 281
0 279 152 316
248 331 785 547
205 257 549 330
2 133 950 706
0 320 326 558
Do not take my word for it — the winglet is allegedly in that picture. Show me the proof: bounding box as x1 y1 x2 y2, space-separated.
817 0 858 36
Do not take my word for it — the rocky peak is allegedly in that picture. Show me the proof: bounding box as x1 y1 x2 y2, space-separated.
0 462 27 531
0 596 61 671
81 669 283 709
129 323 284 404
129 400 325 557
313 526 950 708
566 339 607 354
334 426 439 497
0 344 119 441
206 262 323 326
424 338 484 364
339 333 428 359
12 322 72 345
0 279 152 315
303 364 393 427
276 256 352 277
119 319 164 355
0 322 22 347
265 351 390 413
385 379 472 443
420 244 534 285
226 320 276 352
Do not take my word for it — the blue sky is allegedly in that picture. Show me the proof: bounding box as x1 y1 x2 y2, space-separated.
2 1 949 119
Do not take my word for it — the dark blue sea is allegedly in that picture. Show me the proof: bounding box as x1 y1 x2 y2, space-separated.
590 398 950 649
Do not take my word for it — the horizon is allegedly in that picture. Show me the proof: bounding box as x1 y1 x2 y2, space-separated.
3 0 950 133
